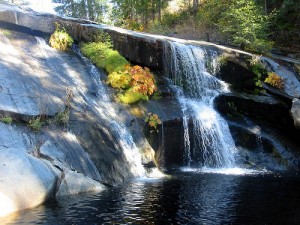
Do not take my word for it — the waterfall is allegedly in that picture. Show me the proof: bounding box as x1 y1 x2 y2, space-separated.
35 37 145 177
164 41 237 168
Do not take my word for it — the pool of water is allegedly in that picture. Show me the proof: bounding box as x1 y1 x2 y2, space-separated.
3 171 300 225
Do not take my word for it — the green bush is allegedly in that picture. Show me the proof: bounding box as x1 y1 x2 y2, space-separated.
49 24 73 51
148 22 171 35
81 36 157 105
118 89 148 104
80 42 128 73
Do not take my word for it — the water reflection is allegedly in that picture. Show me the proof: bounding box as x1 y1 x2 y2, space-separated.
5 172 300 225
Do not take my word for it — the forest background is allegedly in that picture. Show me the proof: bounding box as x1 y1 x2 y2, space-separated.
17 0 300 55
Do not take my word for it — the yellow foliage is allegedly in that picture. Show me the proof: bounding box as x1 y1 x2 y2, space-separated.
49 25 73 51
107 65 157 104
144 113 162 133
130 107 145 118
264 72 284 89
107 70 131 89
118 89 148 104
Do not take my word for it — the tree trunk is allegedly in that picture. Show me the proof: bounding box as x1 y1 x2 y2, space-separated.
193 0 199 13
157 0 161 22
151 0 155 22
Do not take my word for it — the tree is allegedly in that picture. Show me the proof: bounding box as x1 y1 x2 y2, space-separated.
110 0 170 29
218 0 273 52
53 0 108 23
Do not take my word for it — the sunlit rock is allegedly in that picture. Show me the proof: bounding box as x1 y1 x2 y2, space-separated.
291 98 300 129
56 170 105 197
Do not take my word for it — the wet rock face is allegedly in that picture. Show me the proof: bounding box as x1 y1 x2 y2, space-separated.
69 110 134 185
229 122 300 171
106 29 163 69
291 98 300 129
215 93 292 129
217 60 256 92
146 119 185 169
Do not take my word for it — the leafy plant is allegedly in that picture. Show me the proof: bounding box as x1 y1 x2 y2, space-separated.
0 116 12 124
129 65 157 96
29 117 44 132
49 23 74 51
264 72 284 89
106 70 131 89
107 65 157 104
81 37 157 104
144 113 162 133
92 32 113 48
250 57 267 75
103 50 129 74
54 88 73 125
54 109 70 125
249 57 267 90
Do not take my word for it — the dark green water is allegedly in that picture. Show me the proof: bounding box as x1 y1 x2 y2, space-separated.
6 171 300 225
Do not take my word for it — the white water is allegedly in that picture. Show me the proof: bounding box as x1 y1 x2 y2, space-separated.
165 41 237 168
181 167 268 175
35 37 145 178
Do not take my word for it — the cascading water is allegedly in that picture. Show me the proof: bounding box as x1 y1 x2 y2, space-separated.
35 37 145 177
164 41 237 168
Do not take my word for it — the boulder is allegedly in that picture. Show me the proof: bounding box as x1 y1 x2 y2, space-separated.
291 98 300 129
55 170 105 197
261 57 300 99
0 123 106 217
0 123 57 217
39 134 101 181
0 149 57 217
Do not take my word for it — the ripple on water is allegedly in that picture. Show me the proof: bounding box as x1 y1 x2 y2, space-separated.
180 166 270 175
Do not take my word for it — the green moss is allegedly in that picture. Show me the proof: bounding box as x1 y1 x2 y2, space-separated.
217 54 229 67
0 116 13 124
104 50 129 74
118 90 148 104
80 42 128 73
151 92 162 100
